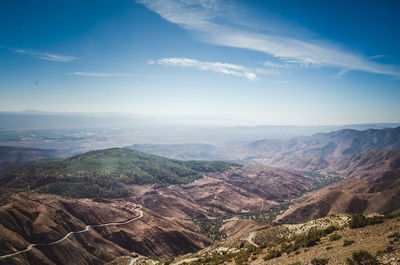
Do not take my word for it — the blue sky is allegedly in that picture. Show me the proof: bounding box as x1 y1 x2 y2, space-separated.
0 0 399 125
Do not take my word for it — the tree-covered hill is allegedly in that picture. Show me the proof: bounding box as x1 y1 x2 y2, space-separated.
0 148 239 198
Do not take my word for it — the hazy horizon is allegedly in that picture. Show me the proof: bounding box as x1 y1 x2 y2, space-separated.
1 110 400 128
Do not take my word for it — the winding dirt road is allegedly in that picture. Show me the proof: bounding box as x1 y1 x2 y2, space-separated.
0 204 143 260
246 231 259 248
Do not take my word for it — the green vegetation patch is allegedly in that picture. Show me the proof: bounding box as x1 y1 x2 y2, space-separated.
7 148 238 198
194 217 226 242
348 214 384 229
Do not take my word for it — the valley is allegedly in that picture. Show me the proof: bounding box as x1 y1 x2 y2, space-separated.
2 0 399 263
0 126 399 265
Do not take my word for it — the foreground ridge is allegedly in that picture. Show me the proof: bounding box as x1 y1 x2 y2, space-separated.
0 204 143 260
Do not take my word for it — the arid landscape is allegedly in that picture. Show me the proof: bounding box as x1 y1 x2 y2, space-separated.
0 125 399 265
1 0 399 264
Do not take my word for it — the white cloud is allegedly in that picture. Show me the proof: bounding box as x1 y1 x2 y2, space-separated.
150 57 260 80
68 72 141 77
13 48 77 62
138 0 400 77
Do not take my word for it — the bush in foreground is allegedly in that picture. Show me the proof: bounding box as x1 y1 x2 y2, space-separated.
345 250 379 265
343 239 355 247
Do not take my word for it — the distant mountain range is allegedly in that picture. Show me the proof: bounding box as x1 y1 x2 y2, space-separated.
244 125 400 170
130 126 400 170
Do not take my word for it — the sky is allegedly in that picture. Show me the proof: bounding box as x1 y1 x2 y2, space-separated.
0 0 399 126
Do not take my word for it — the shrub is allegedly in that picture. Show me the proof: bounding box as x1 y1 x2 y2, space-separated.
324 226 338 235
346 250 379 265
343 240 355 247
349 214 384 229
329 233 342 241
263 249 281 260
367 216 384 225
311 258 329 265
349 214 368 228
281 242 298 254
294 229 323 248
388 232 400 239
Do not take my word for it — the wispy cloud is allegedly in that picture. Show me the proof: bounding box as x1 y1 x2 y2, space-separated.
264 61 291 68
369 54 386 59
68 72 141 77
138 0 400 77
12 48 77 62
149 57 261 80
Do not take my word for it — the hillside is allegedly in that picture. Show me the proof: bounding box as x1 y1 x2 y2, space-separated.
106 214 400 265
1 126 399 264
0 192 209 265
275 150 400 224
0 163 335 264
0 148 238 198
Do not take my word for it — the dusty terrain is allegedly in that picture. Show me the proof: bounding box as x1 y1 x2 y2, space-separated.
0 192 208 265
276 150 400 224
136 165 319 217
147 215 400 265
250 217 400 265
0 164 327 264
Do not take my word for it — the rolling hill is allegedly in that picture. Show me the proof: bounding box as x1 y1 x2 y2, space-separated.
0 148 238 198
